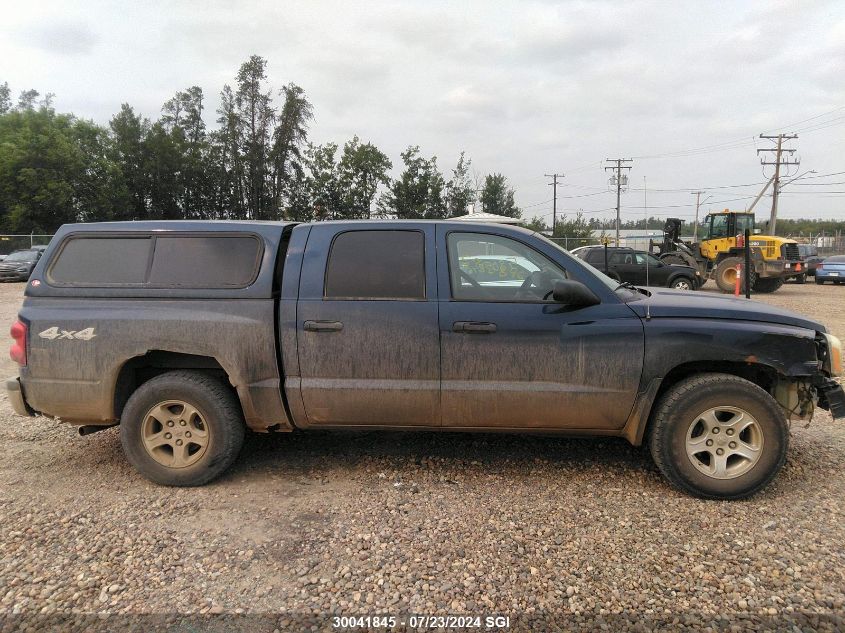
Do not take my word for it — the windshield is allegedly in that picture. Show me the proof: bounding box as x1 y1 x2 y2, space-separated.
5 251 37 262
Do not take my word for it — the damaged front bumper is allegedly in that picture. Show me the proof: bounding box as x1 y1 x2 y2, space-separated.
816 377 845 419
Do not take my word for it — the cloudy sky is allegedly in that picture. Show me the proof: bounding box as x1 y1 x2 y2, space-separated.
2 0 844 225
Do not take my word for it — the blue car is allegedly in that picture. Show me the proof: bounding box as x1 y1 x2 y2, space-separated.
815 255 845 285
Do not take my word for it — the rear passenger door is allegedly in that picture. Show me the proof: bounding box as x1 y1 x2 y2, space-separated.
296 224 440 427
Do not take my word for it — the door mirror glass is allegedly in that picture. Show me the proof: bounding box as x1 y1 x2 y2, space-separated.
552 280 600 307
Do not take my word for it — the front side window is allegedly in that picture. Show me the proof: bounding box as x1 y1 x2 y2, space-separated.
324 230 425 300
448 232 567 301
709 214 729 238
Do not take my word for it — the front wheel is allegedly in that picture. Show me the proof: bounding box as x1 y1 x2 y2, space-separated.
648 373 788 499
120 371 245 486
670 277 694 290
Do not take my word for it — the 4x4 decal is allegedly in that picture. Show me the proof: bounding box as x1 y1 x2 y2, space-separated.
38 327 97 341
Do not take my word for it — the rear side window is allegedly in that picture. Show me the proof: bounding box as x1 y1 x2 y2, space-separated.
49 237 151 285
148 236 260 287
324 230 425 299
48 234 262 288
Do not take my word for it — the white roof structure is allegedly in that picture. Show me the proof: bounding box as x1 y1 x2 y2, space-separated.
449 211 522 225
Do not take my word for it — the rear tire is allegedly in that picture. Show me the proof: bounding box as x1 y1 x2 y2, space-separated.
815 278 825 285
648 373 788 499
120 371 245 486
794 273 806 284
753 277 784 293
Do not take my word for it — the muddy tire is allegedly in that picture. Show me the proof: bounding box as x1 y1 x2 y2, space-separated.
120 371 245 486
794 273 806 284
648 373 788 499
714 257 744 293
753 277 784 293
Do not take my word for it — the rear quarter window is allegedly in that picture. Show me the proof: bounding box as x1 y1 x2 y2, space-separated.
47 234 263 288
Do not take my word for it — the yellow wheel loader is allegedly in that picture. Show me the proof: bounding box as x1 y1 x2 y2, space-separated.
653 211 802 293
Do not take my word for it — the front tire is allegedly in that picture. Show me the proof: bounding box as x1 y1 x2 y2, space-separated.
670 277 694 290
648 373 788 499
714 257 746 293
120 371 245 486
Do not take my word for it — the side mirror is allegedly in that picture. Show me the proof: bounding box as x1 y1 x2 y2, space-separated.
552 280 601 307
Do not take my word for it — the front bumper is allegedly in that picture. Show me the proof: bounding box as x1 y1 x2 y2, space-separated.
817 378 845 419
5 376 34 417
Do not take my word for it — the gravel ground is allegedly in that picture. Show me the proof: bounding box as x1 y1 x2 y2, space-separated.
1 280 844 632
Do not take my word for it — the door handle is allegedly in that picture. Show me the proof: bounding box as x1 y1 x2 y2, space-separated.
453 321 497 333
303 320 343 332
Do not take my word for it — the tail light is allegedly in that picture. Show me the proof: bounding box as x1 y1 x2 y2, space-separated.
10 319 27 366
817 264 823 271
736 234 745 248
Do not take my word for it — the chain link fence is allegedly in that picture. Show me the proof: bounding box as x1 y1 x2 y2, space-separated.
0 235 54 255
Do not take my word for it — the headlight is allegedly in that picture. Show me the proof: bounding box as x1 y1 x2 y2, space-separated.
824 334 843 377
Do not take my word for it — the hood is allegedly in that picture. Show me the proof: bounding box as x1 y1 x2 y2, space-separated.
626 287 825 332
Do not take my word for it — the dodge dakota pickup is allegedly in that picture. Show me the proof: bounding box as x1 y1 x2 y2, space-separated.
6 220 844 498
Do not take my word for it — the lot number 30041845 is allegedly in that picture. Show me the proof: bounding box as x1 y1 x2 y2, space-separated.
38 327 97 341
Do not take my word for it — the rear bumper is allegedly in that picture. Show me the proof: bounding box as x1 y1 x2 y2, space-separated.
5 376 34 417
818 378 845 419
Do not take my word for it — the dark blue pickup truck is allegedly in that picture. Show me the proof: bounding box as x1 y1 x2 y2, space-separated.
5 220 844 499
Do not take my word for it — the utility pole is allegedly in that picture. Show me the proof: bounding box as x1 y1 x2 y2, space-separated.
758 133 798 235
691 191 705 241
605 159 632 245
544 173 563 235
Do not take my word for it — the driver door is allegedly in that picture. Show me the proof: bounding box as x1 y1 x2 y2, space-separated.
437 228 644 430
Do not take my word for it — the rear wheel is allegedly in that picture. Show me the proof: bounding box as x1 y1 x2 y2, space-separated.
120 371 245 486
815 277 825 285
794 273 806 284
754 277 784 293
648 373 788 499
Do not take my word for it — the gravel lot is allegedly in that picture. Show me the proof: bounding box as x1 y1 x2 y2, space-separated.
1 280 844 631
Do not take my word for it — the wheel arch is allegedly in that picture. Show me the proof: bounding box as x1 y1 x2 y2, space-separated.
623 360 779 445
113 351 232 420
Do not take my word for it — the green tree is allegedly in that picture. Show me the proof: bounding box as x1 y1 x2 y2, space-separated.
304 143 342 220
553 212 593 238
0 82 11 114
108 103 148 221
380 146 446 219
17 89 39 111
0 108 118 232
445 151 474 217
235 55 275 219
272 83 312 218
521 216 548 233
480 173 520 218
213 85 244 219
338 136 392 219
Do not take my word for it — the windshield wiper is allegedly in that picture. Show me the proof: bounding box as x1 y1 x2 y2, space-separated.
615 281 650 296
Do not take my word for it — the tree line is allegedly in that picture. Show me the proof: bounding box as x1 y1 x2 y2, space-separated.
0 55 521 234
